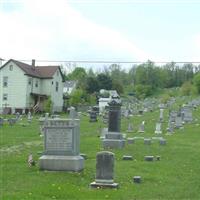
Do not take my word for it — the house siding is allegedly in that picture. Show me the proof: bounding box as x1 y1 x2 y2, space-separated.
0 61 27 110
50 69 63 112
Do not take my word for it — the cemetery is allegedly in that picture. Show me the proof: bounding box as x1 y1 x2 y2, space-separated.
1 95 200 199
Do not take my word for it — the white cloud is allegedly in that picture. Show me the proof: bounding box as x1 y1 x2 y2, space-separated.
191 34 200 62
0 0 151 63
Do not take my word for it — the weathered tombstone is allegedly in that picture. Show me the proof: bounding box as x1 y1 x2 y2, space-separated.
138 121 145 133
39 119 84 171
169 111 177 123
155 122 162 134
133 176 141 183
68 107 77 119
138 109 143 115
175 116 183 129
159 109 164 122
144 156 154 161
90 151 119 188
166 121 174 134
182 106 193 123
15 112 20 121
122 155 133 160
127 137 135 144
159 138 166 145
38 113 49 136
27 111 32 123
8 118 16 126
89 111 98 122
144 138 151 145
102 98 125 149
127 122 133 132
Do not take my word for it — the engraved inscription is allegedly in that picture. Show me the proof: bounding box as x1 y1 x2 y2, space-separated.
46 128 73 152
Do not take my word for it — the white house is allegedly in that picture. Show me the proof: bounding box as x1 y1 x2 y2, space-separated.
0 59 64 114
63 81 77 95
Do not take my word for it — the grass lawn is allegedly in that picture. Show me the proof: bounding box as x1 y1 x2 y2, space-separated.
1 106 200 200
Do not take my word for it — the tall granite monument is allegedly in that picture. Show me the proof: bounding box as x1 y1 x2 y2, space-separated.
102 97 125 149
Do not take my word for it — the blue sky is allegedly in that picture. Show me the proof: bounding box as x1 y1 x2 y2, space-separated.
0 0 200 67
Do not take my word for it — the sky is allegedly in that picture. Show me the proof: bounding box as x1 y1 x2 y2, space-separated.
0 0 200 69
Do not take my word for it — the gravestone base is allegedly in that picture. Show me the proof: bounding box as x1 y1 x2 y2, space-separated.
39 155 84 171
90 181 119 189
102 139 125 149
102 132 125 149
155 130 162 134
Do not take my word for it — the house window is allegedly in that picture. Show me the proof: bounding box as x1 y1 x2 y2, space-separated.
56 82 59 92
35 80 38 87
52 81 54 85
28 78 32 85
3 94 8 101
3 76 8 87
9 65 13 71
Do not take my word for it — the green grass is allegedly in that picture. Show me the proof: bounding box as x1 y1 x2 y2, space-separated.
1 106 200 200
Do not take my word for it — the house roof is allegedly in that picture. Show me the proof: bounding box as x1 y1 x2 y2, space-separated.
0 59 64 81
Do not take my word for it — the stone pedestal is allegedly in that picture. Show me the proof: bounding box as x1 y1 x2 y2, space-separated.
102 132 125 149
39 155 84 171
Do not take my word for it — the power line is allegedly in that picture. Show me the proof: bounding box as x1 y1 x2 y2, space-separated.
11 60 200 64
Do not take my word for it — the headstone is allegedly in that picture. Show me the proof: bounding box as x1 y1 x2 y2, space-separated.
38 113 49 136
8 118 16 126
122 155 133 160
127 138 135 144
127 122 133 132
138 110 143 115
90 151 119 188
159 109 164 122
169 111 177 123
144 156 154 161
159 138 166 145
144 138 151 145
182 106 193 123
27 111 32 123
39 119 84 171
138 121 145 133
15 112 20 121
89 111 98 122
102 98 125 149
166 121 174 134
68 107 77 119
175 116 183 129
133 176 141 183
155 122 162 134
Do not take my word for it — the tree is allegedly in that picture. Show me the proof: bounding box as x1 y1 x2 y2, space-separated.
112 79 124 94
97 73 112 90
193 73 200 94
85 76 99 94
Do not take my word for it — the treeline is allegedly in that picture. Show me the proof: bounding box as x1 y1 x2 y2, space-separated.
64 61 200 105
